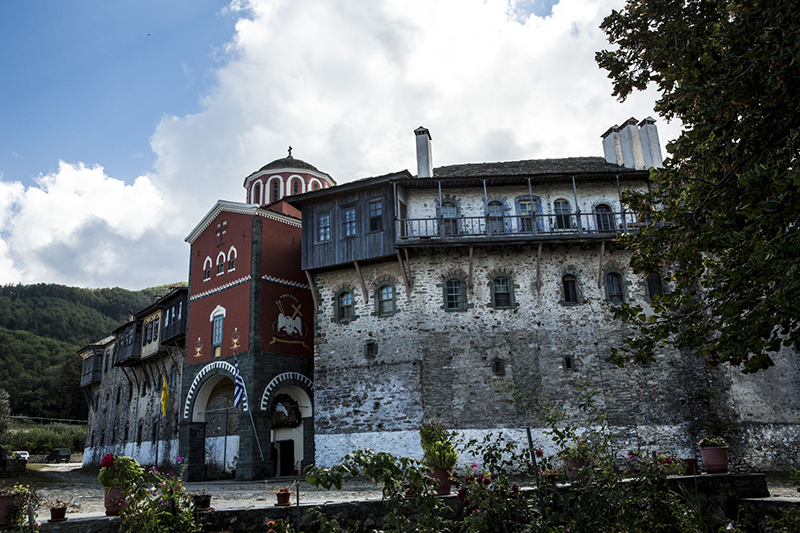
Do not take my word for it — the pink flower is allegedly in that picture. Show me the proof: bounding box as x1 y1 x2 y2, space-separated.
100 454 115 468
535 448 544 458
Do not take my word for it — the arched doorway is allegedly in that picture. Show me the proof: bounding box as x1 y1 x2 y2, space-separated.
267 385 313 476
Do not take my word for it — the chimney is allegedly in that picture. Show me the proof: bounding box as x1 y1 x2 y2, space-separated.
601 125 622 166
618 117 645 170
638 116 663 169
414 127 433 178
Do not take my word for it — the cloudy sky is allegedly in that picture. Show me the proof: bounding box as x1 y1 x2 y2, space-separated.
0 0 679 290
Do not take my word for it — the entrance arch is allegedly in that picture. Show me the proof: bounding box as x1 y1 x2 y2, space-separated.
260 373 314 476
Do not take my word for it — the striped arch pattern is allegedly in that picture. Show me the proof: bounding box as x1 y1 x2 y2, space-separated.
182 360 248 419
259 372 314 411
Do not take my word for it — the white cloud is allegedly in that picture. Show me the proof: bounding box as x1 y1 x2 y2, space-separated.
2 0 682 289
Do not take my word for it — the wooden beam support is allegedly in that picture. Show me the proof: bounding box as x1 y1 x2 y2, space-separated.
598 241 606 288
167 342 182 379
536 243 542 296
468 245 474 288
353 261 369 304
404 248 413 287
397 253 412 297
304 270 318 311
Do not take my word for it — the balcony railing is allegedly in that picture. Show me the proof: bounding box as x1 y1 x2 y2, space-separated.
397 211 649 242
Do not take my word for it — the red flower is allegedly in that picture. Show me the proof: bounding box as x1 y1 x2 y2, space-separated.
100 454 115 468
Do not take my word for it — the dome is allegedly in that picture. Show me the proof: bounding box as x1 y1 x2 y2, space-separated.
257 155 321 173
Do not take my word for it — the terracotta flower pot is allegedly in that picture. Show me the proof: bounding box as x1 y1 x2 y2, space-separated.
429 468 452 496
700 447 729 474
49 507 67 521
104 486 126 516
275 491 292 506
0 493 20 527
682 458 698 475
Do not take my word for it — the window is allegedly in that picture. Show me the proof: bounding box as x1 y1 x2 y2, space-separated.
317 212 331 242
228 247 237 271
377 284 394 316
441 202 458 236
445 279 465 311
153 317 159 342
337 291 354 321
491 358 505 376
292 179 300 195
124 423 129 441
116 388 121 404
212 314 224 357
152 424 158 442
369 200 383 232
253 183 261 204
487 201 505 234
164 308 170 328
562 275 579 304
519 200 534 232
554 199 571 230
595 204 613 232
137 423 143 445
365 340 378 359
217 253 225 274
203 257 212 280
271 180 280 202
492 278 512 308
312 182 320 191
646 272 664 301
563 356 576 371
342 206 357 237
606 272 624 304
145 321 153 345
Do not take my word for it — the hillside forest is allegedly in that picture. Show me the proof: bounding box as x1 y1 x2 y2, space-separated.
0 283 184 421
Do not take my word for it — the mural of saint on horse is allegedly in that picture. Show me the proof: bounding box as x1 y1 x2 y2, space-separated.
179 153 334 480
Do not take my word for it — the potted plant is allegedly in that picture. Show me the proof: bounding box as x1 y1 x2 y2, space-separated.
98 454 144 516
558 437 596 478
420 422 458 495
191 488 211 511
265 480 298 506
0 483 37 528
44 498 70 522
699 436 729 474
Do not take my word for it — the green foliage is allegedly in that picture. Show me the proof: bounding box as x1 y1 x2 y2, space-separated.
0 422 86 453
0 390 9 438
0 482 40 530
597 0 800 373
98 454 144 488
699 436 728 448
0 281 184 419
120 460 199 533
420 421 457 470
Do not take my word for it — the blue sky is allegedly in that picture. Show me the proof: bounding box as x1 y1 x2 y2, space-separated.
0 0 678 290
1 0 236 185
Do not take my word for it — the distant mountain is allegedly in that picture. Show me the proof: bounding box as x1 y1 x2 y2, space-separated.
0 282 186 419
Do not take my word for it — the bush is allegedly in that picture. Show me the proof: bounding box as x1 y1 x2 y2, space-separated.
0 423 86 453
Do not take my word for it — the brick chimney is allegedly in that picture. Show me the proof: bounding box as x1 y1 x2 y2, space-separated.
415 127 433 178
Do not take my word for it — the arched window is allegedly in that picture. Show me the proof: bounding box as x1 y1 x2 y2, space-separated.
441 202 458 236
228 247 237 271
442 277 468 312
376 284 395 317
491 277 512 308
562 275 579 304
606 272 624 304
211 306 226 358
153 316 159 342
271 180 280 202
595 204 613 232
312 182 320 191
216 252 226 274
487 201 505 234
253 182 261 204
203 257 212 280
338 291 354 322
292 179 301 195
646 272 664 301
554 199 571 230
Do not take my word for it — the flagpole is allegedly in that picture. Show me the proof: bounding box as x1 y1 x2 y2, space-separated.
234 355 265 462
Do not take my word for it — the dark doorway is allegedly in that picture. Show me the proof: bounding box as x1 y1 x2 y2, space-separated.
277 440 295 476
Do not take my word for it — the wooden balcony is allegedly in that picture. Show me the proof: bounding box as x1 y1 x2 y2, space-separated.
396 212 648 246
80 354 103 387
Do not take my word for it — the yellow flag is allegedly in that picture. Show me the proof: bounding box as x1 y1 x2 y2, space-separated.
161 376 169 416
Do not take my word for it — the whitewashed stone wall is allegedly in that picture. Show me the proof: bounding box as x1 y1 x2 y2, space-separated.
311 237 800 471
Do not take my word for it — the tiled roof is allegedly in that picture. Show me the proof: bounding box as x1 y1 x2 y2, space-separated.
434 157 637 177
258 156 321 173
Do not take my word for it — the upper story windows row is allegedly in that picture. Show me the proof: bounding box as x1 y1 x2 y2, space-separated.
248 175 324 205
401 194 642 241
204 247 238 281
316 199 385 243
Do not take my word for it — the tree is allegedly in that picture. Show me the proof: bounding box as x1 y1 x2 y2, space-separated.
596 0 800 372
0 389 10 437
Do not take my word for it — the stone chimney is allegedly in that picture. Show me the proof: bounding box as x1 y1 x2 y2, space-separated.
602 117 663 169
415 127 433 178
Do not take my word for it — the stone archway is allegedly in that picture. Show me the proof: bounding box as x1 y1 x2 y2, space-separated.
260 373 314 476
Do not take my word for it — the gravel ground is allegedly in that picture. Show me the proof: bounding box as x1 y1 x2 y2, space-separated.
5 464 797 522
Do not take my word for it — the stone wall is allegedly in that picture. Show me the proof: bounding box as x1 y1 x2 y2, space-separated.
312 244 800 471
